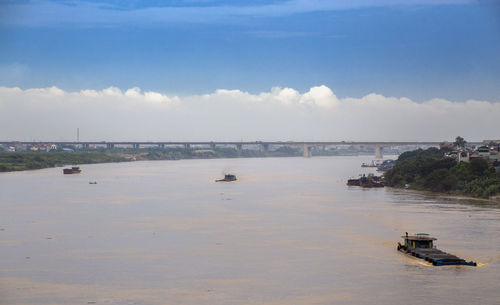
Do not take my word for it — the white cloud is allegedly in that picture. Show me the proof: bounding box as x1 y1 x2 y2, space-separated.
300 85 338 108
0 85 498 142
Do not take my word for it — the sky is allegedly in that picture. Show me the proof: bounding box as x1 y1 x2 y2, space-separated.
0 0 499 142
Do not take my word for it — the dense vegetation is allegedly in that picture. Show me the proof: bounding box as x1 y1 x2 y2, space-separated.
0 147 304 172
384 148 500 198
136 146 303 160
0 152 127 172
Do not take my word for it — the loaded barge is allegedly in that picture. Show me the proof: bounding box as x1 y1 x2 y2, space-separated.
397 233 476 266
63 166 81 174
347 174 384 188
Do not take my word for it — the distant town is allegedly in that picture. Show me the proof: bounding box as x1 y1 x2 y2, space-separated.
439 138 500 170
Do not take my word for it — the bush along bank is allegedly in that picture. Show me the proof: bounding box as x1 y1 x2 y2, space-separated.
384 148 500 199
0 152 128 172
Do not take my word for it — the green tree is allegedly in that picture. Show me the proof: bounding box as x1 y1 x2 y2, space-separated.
469 158 489 177
454 136 466 148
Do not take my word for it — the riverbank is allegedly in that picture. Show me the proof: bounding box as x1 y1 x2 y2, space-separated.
0 152 129 172
388 187 500 205
0 147 384 173
0 148 301 172
384 147 500 199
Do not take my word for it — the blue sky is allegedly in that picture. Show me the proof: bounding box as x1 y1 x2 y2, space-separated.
0 0 499 101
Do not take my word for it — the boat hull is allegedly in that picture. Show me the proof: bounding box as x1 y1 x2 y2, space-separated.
215 178 237 182
63 168 81 174
397 243 476 266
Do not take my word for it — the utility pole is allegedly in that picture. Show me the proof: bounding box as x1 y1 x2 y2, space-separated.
77 128 79 143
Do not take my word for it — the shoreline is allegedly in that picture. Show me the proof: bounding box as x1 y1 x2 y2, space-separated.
387 186 500 205
0 152 378 173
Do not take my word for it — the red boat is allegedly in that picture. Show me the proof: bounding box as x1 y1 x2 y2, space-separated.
63 166 81 174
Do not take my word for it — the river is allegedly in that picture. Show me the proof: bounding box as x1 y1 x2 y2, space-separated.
1 156 499 304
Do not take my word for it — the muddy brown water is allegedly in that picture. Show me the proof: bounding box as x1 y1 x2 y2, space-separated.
1 156 499 304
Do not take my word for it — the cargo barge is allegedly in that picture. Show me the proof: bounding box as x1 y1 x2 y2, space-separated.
397 233 476 266
347 174 384 187
63 166 81 174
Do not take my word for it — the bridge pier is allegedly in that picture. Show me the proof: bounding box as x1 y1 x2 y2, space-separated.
210 143 216 150
159 144 165 149
375 146 383 159
184 143 191 149
236 144 242 151
260 143 269 153
303 145 312 158
133 143 140 149
106 143 114 149
83 143 89 149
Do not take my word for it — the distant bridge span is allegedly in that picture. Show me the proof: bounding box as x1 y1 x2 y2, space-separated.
1 140 472 158
0 141 449 146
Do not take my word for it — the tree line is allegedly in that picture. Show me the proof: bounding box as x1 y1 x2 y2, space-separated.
384 147 500 198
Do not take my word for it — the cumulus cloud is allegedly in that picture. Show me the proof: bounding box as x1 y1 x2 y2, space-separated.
0 85 498 142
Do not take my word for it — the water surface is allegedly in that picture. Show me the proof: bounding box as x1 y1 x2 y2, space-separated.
1 157 499 304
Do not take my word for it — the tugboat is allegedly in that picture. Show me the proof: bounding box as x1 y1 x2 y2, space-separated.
63 166 81 174
397 233 476 266
216 174 237 182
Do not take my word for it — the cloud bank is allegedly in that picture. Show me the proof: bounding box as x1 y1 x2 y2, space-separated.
0 85 498 142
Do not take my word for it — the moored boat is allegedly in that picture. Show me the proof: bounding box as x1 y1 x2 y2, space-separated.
347 174 384 187
376 159 395 172
216 174 237 182
63 166 81 174
361 160 382 168
397 233 476 266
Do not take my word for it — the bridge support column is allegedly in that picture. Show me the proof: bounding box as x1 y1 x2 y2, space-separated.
375 146 383 159
210 143 216 150
236 144 242 151
106 143 114 149
83 143 89 149
184 143 191 149
133 143 140 149
260 143 269 153
159 144 165 149
303 145 312 158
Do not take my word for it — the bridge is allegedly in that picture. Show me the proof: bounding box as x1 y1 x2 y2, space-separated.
0 140 467 158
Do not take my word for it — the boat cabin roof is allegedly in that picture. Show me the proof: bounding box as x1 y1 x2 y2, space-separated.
401 233 437 241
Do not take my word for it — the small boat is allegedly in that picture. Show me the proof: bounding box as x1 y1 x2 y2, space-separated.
397 233 476 266
376 159 395 172
63 166 81 174
216 174 237 182
361 160 382 168
89 181 97 184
